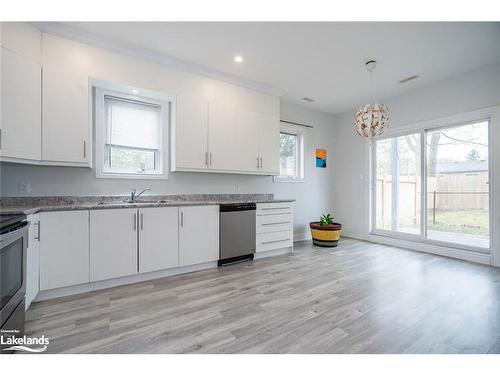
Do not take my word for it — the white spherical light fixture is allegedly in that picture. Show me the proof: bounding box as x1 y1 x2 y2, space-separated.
354 60 389 140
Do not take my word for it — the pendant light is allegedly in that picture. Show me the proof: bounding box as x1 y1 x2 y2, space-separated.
354 60 389 139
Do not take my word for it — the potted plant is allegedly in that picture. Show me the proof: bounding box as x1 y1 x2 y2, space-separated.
310 214 342 247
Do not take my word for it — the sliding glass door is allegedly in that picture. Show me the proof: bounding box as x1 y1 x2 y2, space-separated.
372 120 490 250
426 121 489 248
375 133 421 234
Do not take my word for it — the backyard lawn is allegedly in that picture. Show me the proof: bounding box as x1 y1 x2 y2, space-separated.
428 209 489 237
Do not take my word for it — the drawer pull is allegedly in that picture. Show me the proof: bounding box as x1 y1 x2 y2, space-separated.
262 238 291 245
262 221 291 226
261 207 291 211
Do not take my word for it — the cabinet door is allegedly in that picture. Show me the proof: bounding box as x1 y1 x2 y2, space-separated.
234 108 260 173
0 48 41 160
25 214 40 308
90 209 138 282
42 68 90 164
39 211 89 291
174 98 209 170
179 206 219 267
258 112 280 175
208 101 237 171
139 207 179 273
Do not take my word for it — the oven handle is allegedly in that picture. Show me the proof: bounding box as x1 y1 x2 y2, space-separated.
0 222 29 243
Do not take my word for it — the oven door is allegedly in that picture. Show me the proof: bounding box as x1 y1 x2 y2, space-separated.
0 223 28 328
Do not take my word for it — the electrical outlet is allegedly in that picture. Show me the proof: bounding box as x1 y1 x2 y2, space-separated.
19 183 31 193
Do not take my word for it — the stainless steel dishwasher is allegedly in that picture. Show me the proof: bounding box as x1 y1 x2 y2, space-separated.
219 203 256 266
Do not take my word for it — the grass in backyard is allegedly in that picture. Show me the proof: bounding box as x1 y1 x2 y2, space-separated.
428 209 489 236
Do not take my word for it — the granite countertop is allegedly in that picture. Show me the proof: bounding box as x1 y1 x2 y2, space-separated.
0 194 295 215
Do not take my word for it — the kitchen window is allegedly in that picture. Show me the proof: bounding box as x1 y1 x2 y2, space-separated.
94 84 172 179
275 123 305 182
371 117 491 251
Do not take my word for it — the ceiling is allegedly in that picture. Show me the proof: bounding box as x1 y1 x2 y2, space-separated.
45 22 500 114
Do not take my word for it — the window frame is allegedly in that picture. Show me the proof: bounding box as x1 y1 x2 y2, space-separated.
274 122 306 183
94 83 174 180
370 112 493 254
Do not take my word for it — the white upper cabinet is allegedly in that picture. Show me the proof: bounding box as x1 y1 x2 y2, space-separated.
179 205 219 267
90 209 138 282
257 112 280 175
0 48 42 161
139 207 179 273
42 68 90 165
172 98 280 175
1 22 42 64
173 98 209 170
208 101 237 171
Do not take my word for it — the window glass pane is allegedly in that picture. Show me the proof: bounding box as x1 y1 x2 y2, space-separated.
375 133 421 234
106 96 161 149
108 146 155 173
280 133 297 177
426 121 489 248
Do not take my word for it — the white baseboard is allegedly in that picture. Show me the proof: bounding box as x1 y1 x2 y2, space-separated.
343 232 491 266
35 261 218 302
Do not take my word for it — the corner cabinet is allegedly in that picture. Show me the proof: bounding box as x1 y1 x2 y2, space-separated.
172 97 280 175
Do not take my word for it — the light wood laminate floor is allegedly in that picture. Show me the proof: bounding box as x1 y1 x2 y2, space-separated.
26 239 500 354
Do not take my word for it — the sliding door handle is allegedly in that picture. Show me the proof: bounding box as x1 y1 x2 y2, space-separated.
140 213 143 230
180 211 184 227
133 213 137 231
210 152 212 166
83 140 86 158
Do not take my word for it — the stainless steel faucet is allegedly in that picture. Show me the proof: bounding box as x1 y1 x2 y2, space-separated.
129 188 151 203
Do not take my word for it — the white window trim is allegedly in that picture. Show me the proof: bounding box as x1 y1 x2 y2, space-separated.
274 123 306 183
369 107 496 255
93 80 175 180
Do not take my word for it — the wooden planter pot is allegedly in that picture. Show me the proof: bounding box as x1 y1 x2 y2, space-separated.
309 222 342 247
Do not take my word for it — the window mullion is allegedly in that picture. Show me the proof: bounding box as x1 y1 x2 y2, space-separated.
421 129 427 240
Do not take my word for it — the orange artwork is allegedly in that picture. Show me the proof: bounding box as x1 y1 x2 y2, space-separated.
316 148 326 168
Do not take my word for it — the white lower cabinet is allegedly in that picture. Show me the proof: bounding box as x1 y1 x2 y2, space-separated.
179 205 219 266
255 202 294 254
25 213 40 308
39 211 89 291
139 207 179 273
90 209 138 282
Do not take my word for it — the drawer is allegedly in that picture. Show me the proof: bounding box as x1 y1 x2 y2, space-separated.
257 213 293 234
256 202 293 216
256 230 293 253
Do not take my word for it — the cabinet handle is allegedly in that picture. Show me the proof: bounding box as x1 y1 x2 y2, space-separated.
140 213 143 230
34 221 40 241
134 213 137 231
205 152 209 167
180 211 184 227
257 157 260 169
83 140 86 158
262 238 291 245
260 157 263 169
210 152 212 166
262 221 291 226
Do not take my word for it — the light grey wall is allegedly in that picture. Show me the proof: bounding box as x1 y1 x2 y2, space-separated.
333 62 500 239
0 100 336 240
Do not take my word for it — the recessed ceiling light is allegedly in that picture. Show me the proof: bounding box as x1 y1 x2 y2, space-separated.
132 89 139 94
302 97 314 103
234 55 243 63
399 75 419 84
